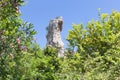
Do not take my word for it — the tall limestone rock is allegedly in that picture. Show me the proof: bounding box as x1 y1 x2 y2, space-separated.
46 16 64 57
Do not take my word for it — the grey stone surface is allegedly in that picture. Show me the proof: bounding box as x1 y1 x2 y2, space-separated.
46 16 64 57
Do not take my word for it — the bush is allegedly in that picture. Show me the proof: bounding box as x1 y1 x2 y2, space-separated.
67 11 120 79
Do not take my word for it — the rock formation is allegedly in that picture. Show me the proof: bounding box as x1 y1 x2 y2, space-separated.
46 16 64 57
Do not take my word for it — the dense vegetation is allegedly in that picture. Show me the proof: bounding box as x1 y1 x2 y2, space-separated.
0 0 120 80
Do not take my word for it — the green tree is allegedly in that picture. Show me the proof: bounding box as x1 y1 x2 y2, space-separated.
67 11 120 79
0 0 36 79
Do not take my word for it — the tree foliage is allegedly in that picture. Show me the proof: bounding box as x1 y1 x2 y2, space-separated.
0 0 37 79
67 10 120 79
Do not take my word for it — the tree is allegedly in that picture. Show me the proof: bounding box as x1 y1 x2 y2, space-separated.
0 0 36 79
67 11 120 79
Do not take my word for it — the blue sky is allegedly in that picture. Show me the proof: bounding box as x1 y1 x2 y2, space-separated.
20 0 120 48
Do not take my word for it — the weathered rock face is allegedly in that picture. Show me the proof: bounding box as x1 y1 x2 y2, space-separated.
46 16 64 57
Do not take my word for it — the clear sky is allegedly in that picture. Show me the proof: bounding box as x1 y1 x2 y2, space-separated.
20 0 120 48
